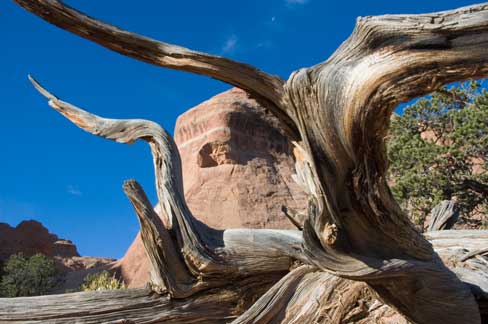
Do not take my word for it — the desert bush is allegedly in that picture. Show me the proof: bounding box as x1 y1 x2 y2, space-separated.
80 271 125 291
0 253 58 297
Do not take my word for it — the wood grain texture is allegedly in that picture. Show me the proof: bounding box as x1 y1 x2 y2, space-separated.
1 230 485 323
0 281 280 324
282 4 488 323
10 1 488 323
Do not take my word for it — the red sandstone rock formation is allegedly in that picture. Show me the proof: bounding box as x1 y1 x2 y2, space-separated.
116 88 308 287
0 220 115 292
175 88 307 229
0 220 79 261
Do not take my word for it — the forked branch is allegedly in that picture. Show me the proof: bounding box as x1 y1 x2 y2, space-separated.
122 179 198 298
286 2 488 265
282 3 488 323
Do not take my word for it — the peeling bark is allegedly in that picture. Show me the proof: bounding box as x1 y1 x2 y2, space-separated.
7 1 488 323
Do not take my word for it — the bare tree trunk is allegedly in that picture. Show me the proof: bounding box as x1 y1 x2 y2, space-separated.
6 1 488 323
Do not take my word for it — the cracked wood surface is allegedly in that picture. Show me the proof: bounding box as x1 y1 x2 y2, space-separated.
1 230 486 323
7 1 488 323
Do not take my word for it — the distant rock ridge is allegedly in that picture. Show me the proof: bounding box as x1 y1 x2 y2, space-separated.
116 88 308 287
0 220 79 261
0 220 115 293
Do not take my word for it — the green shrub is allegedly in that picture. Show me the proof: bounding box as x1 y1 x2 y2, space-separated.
0 253 58 297
388 81 488 229
80 271 125 291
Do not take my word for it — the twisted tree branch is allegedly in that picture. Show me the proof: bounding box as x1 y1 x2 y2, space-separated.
282 3 488 323
122 179 198 298
28 76 305 291
14 0 300 138
11 2 488 323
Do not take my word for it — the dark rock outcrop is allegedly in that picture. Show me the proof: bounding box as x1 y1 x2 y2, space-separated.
0 220 79 261
0 220 115 293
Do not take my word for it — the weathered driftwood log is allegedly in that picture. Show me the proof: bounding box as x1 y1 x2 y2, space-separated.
6 1 488 323
0 229 486 323
427 200 459 232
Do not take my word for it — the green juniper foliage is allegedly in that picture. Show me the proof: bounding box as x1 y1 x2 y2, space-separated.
388 81 488 229
0 253 58 297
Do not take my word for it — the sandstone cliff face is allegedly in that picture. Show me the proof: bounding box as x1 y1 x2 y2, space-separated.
175 88 306 229
116 88 308 287
0 220 79 261
114 232 148 288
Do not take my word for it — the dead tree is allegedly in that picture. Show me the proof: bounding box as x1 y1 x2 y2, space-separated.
2 1 488 323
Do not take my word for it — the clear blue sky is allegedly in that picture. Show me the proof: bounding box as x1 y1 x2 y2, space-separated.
1 0 481 258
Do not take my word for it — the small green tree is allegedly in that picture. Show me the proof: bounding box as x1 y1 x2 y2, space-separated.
80 271 125 292
388 81 488 229
0 253 58 297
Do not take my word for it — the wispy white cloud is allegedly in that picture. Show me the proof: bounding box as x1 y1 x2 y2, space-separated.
67 185 82 197
257 40 274 49
286 0 309 5
222 34 238 53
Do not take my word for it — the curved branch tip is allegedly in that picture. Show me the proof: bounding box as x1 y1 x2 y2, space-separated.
28 74 58 101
